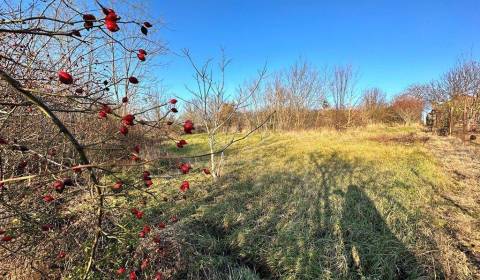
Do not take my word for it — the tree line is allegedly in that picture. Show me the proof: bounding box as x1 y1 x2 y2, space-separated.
184 59 426 132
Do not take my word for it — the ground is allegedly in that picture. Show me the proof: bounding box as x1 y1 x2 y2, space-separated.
424 134 480 276
140 125 479 279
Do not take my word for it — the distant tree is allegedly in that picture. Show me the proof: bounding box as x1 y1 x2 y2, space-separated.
361 88 388 123
441 59 480 139
263 60 327 130
416 58 480 137
391 94 425 124
329 65 359 128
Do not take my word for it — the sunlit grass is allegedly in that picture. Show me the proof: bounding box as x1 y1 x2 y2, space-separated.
132 125 467 279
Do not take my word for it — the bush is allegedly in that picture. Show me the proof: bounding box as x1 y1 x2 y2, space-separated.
0 1 196 278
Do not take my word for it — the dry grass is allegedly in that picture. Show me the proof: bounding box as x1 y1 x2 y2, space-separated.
423 135 480 278
107 125 480 279
368 132 430 145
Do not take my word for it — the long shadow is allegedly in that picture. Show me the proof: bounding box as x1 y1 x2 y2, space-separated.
341 185 423 279
166 151 443 279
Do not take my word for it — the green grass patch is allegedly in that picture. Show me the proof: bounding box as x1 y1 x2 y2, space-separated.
131 126 452 279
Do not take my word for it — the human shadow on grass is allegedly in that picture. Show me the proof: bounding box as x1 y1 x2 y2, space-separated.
168 152 441 279
309 153 429 279
341 185 424 279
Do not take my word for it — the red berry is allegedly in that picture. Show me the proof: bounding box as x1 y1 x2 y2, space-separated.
176 139 188 148
53 180 65 193
122 96 129 103
1 235 13 242
112 181 123 191
116 267 126 275
58 71 73 84
180 181 190 192
137 53 146 61
135 211 144 219
119 125 128 136
82 14 96 22
169 98 177 104
203 168 211 175
144 22 153 28
98 110 107 119
171 108 178 113
133 145 141 154
144 179 153 187
142 171 150 180
84 21 93 29
170 215 178 223
102 104 112 114
179 163 191 174
105 11 118 21
138 49 147 55
143 225 151 233
43 195 55 202
105 20 119 32
128 77 139 84
105 10 119 32
129 271 137 280
122 114 135 126
158 222 166 229
139 231 146 238
183 120 195 134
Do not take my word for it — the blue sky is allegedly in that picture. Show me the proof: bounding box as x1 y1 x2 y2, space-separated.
151 0 480 100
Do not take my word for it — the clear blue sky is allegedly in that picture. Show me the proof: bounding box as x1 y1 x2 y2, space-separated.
151 0 480 100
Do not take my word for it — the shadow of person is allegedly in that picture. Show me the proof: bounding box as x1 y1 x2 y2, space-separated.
341 185 424 280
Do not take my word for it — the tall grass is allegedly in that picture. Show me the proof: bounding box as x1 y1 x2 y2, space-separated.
136 126 473 279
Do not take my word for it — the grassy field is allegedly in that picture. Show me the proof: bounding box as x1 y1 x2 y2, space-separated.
132 125 479 279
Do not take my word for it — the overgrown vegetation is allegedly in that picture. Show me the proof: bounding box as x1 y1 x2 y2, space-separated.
135 125 479 279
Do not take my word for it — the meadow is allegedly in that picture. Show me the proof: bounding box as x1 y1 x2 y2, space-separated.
131 125 479 279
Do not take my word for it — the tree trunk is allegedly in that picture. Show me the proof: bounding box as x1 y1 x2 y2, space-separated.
463 100 467 142
208 135 218 180
449 106 454 136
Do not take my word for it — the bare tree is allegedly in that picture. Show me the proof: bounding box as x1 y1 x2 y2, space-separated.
181 49 269 179
361 87 388 123
419 58 480 137
329 65 359 128
263 60 327 130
